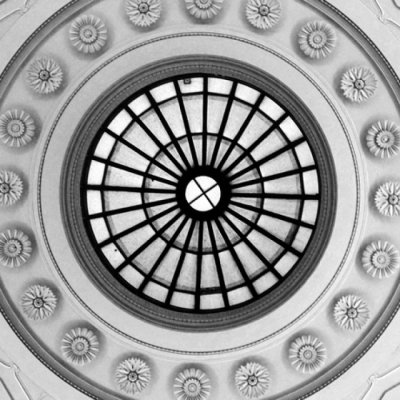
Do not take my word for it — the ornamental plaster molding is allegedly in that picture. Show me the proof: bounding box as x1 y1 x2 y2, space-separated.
21 285 57 321
0 0 34 23
115 357 151 394
361 241 400 279
185 0 224 20
61 327 99 366
235 362 270 398
0 170 23 207
0 229 32 268
0 109 36 148
340 66 378 103
374 182 400 217
0 360 32 400
0 382 12 400
26 57 64 95
298 20 337 59
366 120 400 159
288 335 327 374
125 0 162 28
333 295 370 331
174 368 211 400
359 347 400 400
69 15 108 54
245 0 282 30
371 0 400 29
0 353 55 400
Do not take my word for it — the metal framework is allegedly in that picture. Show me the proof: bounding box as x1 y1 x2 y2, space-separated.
81 74 321 313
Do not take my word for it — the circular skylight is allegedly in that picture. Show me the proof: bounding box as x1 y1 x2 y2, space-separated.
80 71 332 319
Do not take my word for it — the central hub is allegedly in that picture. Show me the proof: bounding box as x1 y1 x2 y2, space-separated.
174 166 232 221
185 176 221 212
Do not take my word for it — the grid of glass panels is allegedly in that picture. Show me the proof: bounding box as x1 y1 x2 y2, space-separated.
82 74 321 313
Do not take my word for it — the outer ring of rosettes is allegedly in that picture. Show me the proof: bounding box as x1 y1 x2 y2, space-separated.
62 57 337 331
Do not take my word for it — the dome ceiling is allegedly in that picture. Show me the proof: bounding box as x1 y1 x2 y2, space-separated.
0 1 400 400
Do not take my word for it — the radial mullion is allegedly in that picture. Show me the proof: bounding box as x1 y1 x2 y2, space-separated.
195 220 204 310
86 185 176 194
214 218 258 298
231 165 317 189
278 125 308 252
230 200 314 229
221 213 282 280
92 156 177 187
108 118 136 139
106 128 181 180
209 82 238 168
217 94 264 171
100 203 179 248
222 113 288 176
116 210 184 273
147 92 192 170
165 219 197 305
202 78 208 166
229 137 307 182
173 80 199 167
226 207 302 257
231 192 319 200
125 107 186 173
97 133 126 277
206 221 229 308
138 216 190 292
88 196 176 219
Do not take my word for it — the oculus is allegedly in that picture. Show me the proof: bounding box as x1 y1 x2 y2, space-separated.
82 78 323 311
64 60 336 330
